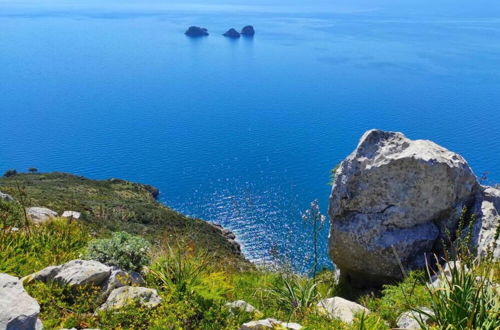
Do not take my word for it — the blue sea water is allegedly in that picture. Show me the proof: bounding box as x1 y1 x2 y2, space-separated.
1 0 500 272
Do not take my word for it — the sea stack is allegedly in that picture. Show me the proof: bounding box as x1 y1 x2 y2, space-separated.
185 26 209 37
241 25 255 36
223 28 241 38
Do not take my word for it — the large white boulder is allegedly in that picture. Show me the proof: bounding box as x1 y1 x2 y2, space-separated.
0 273 43 330
316 297 369 324
329 129 480 286
240 318 302 330
100 286 162 310
26 260 111 287
472 186 500 259
26 207 58 224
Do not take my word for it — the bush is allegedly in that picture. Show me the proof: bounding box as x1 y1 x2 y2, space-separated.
84 231 151 272
0 198 25 228
3 169 17 177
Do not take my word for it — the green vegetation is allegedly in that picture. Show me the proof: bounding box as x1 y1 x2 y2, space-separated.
85 231 151 272
0 172 248 269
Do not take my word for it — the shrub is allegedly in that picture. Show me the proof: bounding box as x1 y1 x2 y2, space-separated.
3 169 17 177
0 198 25 228
84 231 151 272
28 168 38 173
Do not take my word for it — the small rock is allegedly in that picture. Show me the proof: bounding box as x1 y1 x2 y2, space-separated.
0 273 43 330
223 28 241 38
0 191 14 202
429 261 469 288
225 300 260 314
316 297 369 324
102 266 145 296
396 308 433 329
61 211 81 220
240 318 302 330
241 25 255 36
26 207 58 224
100 286 162 310
185 26 209 37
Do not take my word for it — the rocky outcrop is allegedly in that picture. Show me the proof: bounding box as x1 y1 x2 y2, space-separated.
472 186 500 259
0 191 14 202
396 308 433 329
316 297 369 324
26 207 57 224
209 223 242 255
240 318 302 330
223 28 241 38
100 286 161 310
225 300 260 315
241 25 255 36
185 26 209 37
0 273 43 330
25 260 111 287
328 129 481 286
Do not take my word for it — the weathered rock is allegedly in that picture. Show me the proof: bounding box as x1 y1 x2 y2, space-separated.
0 273 43 330
100 286 162 310
241 25 255 36
223 28 241 38
102 266 145 296
240 318 302 330
396 308 433 329
185 26 209 37
0 191 14 202
316 297 369 324
26 207 58 224
329 129 480 286
26 260 110 287
61 211 81 220
472 186 500 259
225 300 260 314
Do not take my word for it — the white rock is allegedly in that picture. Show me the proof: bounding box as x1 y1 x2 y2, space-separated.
316 297 369 324
102 267 145 296
472 186 500 259
26 260 110 287
240 318 302 330
100 286 162 310
61 211 81 220
0 191 14 202
225 300 260 314
24 266 62 283
329 129 479 286
396 308 433 329
26 207 58 224
0 273 43 330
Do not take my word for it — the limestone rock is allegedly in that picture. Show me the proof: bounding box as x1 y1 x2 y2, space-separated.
329 129 479 286
396 308 433 329
241 25 255 36
102 266 145 296
240 318 302 330
61 211 81 220
223 28 241 38
100 286 162 310
225 300 260 314
26 207 58 224
185 26 209 37
26 260 110 287
472 186 500 259
0 273 43 330
316 297 369 324
0 191 14 202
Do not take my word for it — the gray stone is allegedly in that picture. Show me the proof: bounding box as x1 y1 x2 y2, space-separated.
26 207 58 224
26 260 110 287
225 300 260 314
0 191 14 202
329 129 479 286
472 186 500 259
102 267 145 296
0 273 43 330
223 28 241 38
240 318 302 330
241 25 255 36
61 211 81 220
396 308 433 329
100 286 162 310
316 297 369 324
